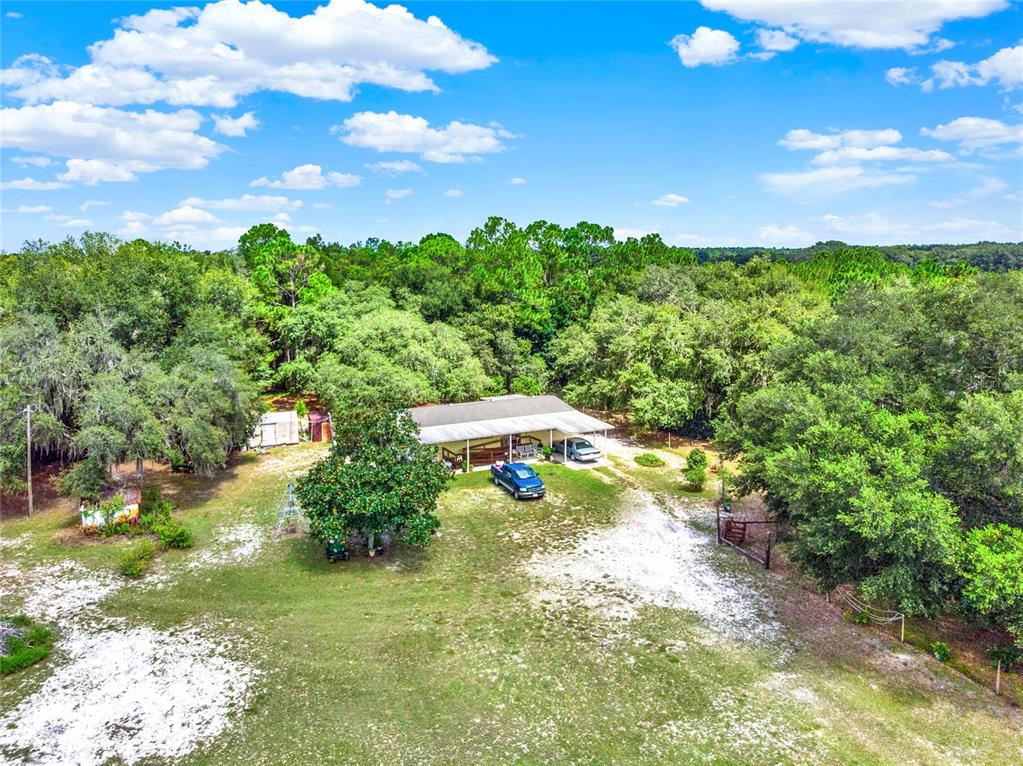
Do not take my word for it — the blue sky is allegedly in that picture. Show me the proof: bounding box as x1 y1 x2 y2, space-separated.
2 0 1021 250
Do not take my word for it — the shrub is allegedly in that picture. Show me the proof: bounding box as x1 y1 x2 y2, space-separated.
683 448 708 490
154 521 193 550
139 487 174 528
843 608 870 625
119 539 156 578
686 447 708 471
684 466 707 491
987 645 1023 669
634 453 666 468
542 446 554 462
295 399 309 418
0 615 54 675
931 641 951 662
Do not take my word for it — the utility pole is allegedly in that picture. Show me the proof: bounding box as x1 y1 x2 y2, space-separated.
23 405 37 517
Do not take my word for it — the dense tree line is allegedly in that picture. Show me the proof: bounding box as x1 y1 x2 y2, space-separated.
2 220 1021 641
698 240 1023 271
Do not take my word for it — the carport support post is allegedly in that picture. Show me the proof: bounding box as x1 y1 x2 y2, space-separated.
563 436 568 463
464 439 470 472
508 433 512 461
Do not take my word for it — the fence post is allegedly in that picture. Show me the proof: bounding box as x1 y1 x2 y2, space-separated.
900 614 905 643
996 660 1002 695
716 507 721 544
764 533 772 570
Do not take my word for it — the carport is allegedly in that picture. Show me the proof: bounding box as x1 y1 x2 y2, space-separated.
410 395 614 471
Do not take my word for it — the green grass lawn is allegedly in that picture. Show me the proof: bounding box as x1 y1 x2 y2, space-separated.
2 446 1021 765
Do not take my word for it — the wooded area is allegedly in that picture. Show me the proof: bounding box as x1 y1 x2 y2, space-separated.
2 221 1021 643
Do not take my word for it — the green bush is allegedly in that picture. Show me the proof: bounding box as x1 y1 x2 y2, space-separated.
931 641 951 662
295 399 309 418
634 453 666 467
119 539 156 578
0 615 54 675
987 645 1023 669
843 608 870 625
684 466 707 491
686 447 708 471
154 521 193 550
140 487 174 527
542 446 554 462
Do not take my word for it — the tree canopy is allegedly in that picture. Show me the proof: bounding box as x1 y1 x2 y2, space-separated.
3 220 1021 638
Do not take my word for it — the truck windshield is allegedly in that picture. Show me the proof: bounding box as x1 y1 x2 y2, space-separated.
513 468 535 479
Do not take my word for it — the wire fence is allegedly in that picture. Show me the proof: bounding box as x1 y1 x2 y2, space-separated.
843 592 906 642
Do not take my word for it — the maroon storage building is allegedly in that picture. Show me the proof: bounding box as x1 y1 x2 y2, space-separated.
308 412 332 443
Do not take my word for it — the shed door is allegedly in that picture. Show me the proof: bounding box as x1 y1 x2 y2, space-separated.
263 422 277 446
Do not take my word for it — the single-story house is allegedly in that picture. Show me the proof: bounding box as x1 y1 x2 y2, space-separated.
249 410 301 449
410 394 613 469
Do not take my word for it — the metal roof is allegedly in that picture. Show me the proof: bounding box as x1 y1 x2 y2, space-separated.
410 395 613 445
259 410 299 425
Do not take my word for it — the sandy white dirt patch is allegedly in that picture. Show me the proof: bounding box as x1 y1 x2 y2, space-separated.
0 533 31 551
1 529 262 765
1 560 120 623
0 624 256 766
527 490 781 644
146 522 265 589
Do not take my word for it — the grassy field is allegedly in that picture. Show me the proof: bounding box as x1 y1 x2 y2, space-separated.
2 444 1022 765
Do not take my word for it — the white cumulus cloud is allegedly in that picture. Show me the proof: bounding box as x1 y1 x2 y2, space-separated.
385 188 413 203
809 146 953 165
0 0 496 108
758 224 811 245
154 205 221 226
756 28 799 52
58 159 139 185
10 155 52 167
0 101 225 183
180 194 303 212
670 27 740 67
212 111 260 137
0 177 70 191
337 111 512 163
251 164 361 190
761 166 916 196
700 0 1006 50
651 193 690 207
778 128 902 151
921 116 1023 153
365 160 424 175
0 205 51 214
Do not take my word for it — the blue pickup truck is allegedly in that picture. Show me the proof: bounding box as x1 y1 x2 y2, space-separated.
491 462 546 500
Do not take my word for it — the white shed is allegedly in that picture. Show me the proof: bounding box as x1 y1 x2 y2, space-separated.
249 410 300 448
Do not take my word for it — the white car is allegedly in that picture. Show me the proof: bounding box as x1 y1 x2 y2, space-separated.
554 437 602 462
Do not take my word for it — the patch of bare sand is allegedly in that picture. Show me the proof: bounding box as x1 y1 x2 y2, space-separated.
527 489 782 646
0 547 258 765
252 444 328 478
